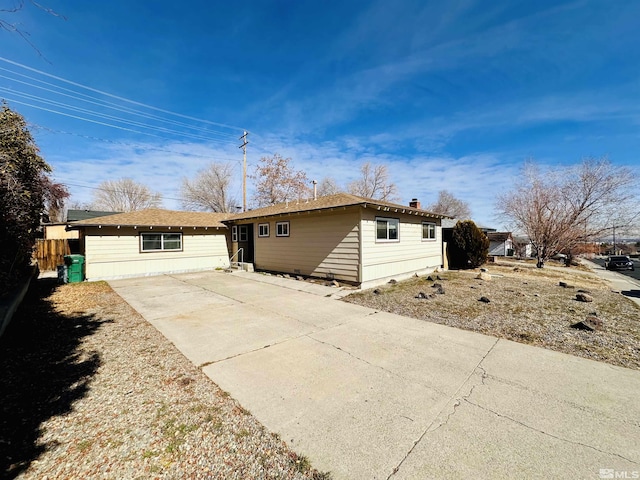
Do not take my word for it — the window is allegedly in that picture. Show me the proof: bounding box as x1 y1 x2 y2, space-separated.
239 225 249 242
422 222 436 240
141 232 182 252
258 223 270 237
376 217 399 242
276 221 290 237
231 226 238 242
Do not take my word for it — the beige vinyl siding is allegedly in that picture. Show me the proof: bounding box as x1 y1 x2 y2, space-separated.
83 227 229 279
360 210 442 287
253 209 360 283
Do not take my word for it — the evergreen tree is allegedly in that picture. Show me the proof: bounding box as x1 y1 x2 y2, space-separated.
450 220 489 269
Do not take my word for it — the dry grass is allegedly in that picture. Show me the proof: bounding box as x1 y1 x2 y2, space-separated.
343 260 640 370
2 279 331 479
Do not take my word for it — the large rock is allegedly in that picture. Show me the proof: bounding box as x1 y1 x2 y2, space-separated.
576 293 593 303
476 272 491 281
570 315 603 331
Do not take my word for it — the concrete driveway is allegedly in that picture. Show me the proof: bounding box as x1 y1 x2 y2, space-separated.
109 271 640 479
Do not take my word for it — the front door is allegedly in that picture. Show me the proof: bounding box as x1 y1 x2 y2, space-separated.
237 224 254 263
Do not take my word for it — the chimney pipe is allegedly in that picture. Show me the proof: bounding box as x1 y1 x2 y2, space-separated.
312 180 317 200
409 198 420 209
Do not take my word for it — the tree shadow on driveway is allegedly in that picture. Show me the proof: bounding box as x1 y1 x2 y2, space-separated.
0 278 110 479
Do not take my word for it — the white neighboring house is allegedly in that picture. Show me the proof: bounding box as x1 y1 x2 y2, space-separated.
487 232 515 257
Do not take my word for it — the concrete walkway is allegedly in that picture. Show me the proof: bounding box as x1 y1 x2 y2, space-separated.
109 271 640 479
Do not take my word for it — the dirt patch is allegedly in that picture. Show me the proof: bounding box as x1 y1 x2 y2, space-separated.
343 260 640 370
1 279 330 479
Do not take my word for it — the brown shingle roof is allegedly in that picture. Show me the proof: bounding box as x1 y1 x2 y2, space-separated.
227 193 448 221
487 232 512 242
68 209 229 229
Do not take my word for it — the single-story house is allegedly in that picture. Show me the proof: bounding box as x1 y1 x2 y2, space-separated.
68 193 447 289
487 232 514 257
67 209 230 280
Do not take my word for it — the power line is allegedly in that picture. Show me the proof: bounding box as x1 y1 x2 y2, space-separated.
0 56 248 133
1 87 233 143
0 68 239 139
29 123 243 163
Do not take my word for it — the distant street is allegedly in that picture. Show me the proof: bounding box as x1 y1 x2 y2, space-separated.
591 257 640 282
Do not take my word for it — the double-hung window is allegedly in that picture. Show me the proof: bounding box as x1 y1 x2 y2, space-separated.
141 232 182 252
376 217 399 242
422 222 436 240
258 223 270 237
276 221 289 237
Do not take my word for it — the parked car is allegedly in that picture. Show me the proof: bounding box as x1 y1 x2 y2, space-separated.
604 255 635 271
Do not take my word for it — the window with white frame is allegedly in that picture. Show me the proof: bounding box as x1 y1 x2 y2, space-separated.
258 223 270 237
422 222 436 240
239 225 249 242
276 221 289 237
231 225 238 242
376 217 399 242
141 232 183 252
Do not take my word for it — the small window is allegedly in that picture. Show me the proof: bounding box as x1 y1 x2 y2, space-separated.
422 222 436 240
231 225 238 242
258 223 270 237
141 232 182 252
376 217 399 242
239 225 249 242
276 221 289 237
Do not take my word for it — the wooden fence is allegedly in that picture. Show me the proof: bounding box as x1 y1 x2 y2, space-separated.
35 239 70 271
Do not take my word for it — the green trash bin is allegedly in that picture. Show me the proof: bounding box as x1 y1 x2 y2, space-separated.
64 255 85 283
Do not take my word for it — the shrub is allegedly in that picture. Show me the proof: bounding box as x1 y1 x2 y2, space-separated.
1 105 52 295
450 220 489 269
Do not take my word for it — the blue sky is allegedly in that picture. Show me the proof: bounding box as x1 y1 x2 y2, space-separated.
1 0 639 228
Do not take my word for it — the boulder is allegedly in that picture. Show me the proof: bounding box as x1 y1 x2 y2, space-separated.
479 296 491 303
576 293 593 303
373 289 381 295
388 279 397 285
476 272 491 281
431 283 445 294
570 315 603 331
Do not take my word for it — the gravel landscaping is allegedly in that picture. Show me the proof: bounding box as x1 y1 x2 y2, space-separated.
1 279 331 480
343 259 640 370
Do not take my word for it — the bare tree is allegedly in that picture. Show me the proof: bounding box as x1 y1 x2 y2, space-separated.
1 1 66 58
251 154 310 207
497 158 638 267
41 175 69 222
180 162 238 212
316 176 342 196
427 190 471 218
92 178 162 212
347 162 398 201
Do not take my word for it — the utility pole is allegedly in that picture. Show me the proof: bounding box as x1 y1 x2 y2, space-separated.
239 131 248 212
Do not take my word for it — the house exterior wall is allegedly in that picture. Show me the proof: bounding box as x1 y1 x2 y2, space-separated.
248 209 361 283
360 210 442 289
82 227 229 280
489 239 514 256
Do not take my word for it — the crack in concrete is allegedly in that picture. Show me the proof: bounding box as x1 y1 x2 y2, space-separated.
386 337 500 479
305 335 449 398
198 331 315 368
463 399 640 466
